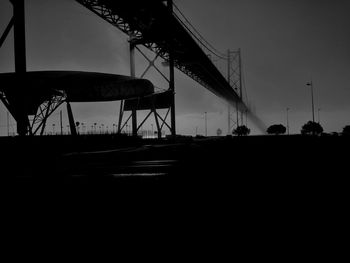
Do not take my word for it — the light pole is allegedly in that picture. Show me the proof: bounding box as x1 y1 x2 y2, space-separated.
306 81 315 123
204 112 207 137
151 123 154 138
318 108 321 124
286 107 290 135
60 110 63 135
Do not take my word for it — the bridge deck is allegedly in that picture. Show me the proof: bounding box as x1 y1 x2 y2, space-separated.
75 0 245 111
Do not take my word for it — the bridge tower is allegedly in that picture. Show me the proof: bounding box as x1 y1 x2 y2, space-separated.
227 48 244 135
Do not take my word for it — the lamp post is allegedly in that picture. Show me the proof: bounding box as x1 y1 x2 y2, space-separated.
306 81 315 123
204 112 207 137
318 108 321 124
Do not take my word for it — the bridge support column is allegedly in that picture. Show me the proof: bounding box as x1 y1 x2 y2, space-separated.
130 40 138 137
66 101 77 136
11 0 29 136
168 0 176 137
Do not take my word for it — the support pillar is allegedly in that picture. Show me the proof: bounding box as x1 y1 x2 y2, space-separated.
66 101 77 136
11 0 28 136
117 100 124 134
168 0 176 137
130 40 138 137
0 17 14 48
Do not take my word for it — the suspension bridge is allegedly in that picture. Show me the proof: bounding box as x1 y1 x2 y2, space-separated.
0 0 265 138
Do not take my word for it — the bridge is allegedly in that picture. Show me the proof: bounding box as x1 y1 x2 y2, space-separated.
0 0 265 137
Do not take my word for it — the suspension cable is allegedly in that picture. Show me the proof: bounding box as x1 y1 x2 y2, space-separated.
172 2 227 60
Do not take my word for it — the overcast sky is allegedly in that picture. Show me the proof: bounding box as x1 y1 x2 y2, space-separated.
0 0 349 136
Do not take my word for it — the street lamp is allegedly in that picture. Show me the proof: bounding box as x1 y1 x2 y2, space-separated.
306 81 315 123
318 108 321 124
204 112 207 137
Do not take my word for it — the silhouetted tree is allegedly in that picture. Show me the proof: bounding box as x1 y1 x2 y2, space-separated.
266 124 286 135
343 125 350 136
233 125 250 136
301 121 323 135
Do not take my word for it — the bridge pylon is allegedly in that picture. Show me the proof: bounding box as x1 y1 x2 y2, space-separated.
227 48 245 134
117 0 176 138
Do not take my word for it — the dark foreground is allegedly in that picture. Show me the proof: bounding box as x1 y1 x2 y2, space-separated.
4 134 348 190
4 134 349 258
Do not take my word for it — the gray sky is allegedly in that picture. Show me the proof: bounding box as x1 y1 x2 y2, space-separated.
0 0 349 135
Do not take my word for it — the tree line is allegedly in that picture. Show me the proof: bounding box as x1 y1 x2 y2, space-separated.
231 122 350 136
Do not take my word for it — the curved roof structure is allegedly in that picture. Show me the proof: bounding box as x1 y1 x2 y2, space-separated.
0 71 155 103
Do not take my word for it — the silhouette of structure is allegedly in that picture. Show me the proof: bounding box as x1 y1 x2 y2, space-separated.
0 71 154 135
0 0 265 136
226 49 244 134
74 0 264 135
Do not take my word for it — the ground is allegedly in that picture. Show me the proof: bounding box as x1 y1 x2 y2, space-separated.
4 134 348 258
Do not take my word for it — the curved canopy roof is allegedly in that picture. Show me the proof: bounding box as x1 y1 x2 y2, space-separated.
0 71 155 103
